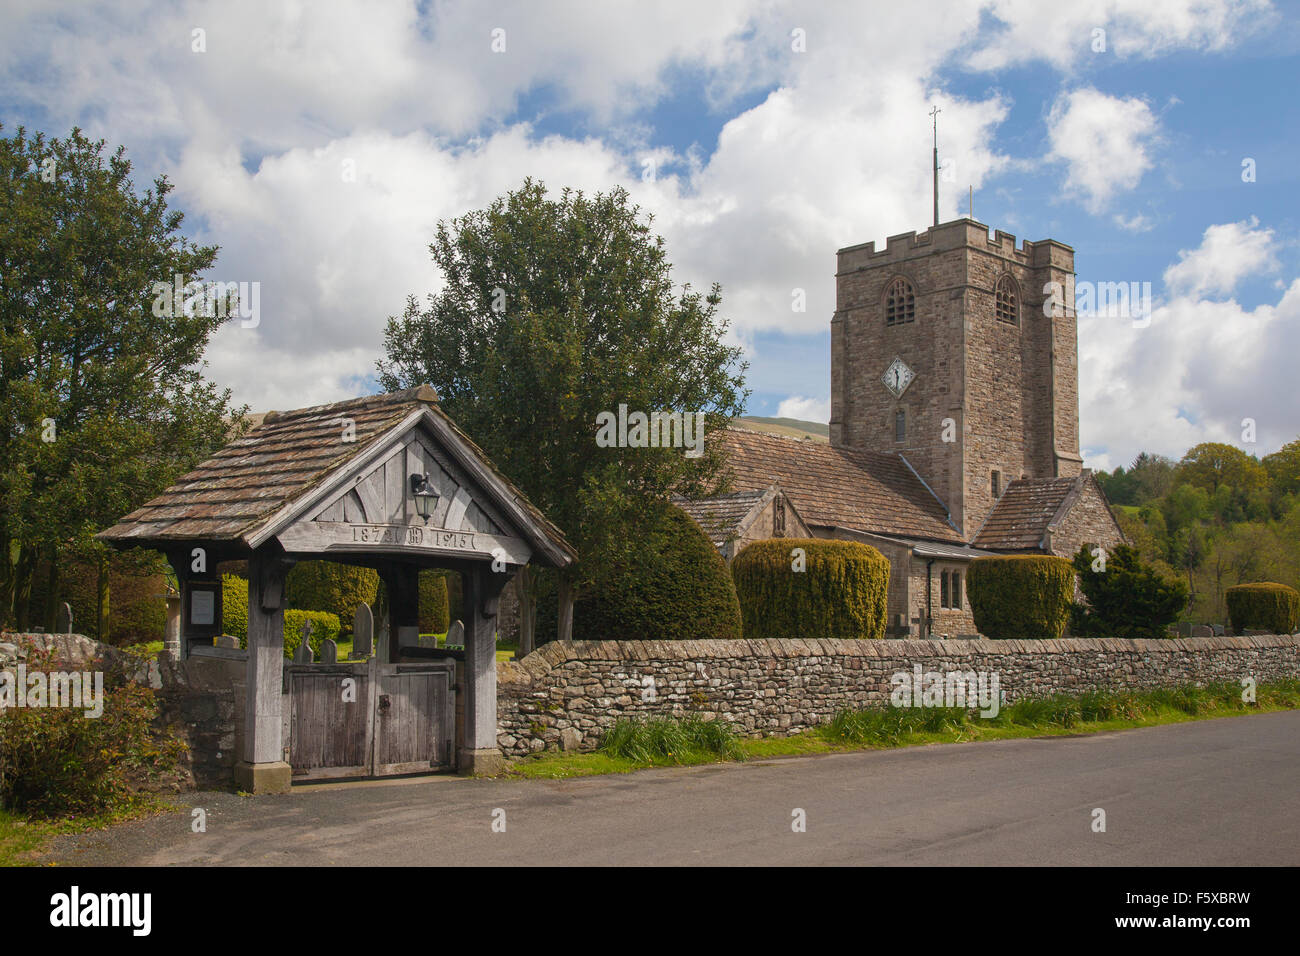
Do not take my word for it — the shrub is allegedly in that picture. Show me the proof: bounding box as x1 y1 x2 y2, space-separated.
0 648 184 817
221 573 248 640
419 570 450 634
285 561 379 633
1069 543 1188 640
1226 582 1300 635
223 575 339 658
966 555 1074 640
558 503 742 642
731 538 889 640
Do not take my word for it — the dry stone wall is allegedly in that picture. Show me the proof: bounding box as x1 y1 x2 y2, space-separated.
496 634 1300 757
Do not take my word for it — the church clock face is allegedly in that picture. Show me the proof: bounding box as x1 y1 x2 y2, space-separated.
881 357 915 398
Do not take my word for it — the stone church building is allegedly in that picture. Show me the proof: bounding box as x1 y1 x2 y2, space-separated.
680 218 1124 638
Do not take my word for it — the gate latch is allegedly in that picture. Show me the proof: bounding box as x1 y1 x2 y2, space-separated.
378 694 392 713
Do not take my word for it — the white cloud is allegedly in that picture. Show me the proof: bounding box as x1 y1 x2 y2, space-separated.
0 0 1281 417
1081 225 1300 468
1046 88 1160 212
1162 217 1279 298
775 395 830 423
968 0 1272 71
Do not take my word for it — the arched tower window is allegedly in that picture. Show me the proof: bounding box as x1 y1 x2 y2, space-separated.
995 274 1019 325
884 277 916 326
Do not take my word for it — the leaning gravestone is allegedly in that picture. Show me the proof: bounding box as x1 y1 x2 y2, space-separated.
56 602 73 636
294 621 314 664
216 634 239 649
352 603 373 659
319 638 338 664
445 619 465 649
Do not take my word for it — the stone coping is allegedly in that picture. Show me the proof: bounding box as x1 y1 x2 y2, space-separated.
502 634 1300 679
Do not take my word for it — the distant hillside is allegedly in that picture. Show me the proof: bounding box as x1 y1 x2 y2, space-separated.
736 416 829 443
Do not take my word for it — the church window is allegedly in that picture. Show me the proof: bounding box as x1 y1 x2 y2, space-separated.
773 496 786 537
940 571 950 608
895 409 906 442
952 571 962 609
995 275 1019 325
991 470 1001 497
884 277 916 326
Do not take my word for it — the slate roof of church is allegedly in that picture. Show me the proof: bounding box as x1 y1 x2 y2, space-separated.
673 489 770 548
715 428 964 544
98 386 575 565
972 476 1081 551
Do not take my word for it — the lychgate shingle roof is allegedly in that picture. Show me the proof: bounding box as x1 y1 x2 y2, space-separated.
715 428 963 544
972 476 1080 551
97 385 575 565
100 389 429 543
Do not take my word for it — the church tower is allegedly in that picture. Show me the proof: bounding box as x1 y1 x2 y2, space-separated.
829 219 1083 539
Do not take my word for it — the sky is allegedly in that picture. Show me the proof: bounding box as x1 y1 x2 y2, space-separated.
3 0 1299 472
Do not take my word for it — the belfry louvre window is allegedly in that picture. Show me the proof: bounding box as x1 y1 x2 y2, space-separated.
885 277 916 326
995 275 1019 325
895 409 906 442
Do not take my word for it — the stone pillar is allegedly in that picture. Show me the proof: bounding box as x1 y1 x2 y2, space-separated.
234 550 292 794
458 564 507 775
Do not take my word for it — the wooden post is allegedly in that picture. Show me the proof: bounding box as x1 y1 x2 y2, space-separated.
459 564 507 775
557 575 574 643
234 549 293 794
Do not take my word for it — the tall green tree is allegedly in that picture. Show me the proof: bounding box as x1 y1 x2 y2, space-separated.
377 179 748 651
0 125 241 631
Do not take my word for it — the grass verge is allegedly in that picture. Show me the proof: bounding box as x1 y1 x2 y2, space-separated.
0 797 176 867
508 680 1300 779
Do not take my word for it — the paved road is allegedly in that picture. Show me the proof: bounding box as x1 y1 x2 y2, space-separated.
49 711 1300 866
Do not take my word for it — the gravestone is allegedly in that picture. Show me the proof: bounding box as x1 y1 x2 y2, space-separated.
1176 622 1193 638
319 639 338 664
445 619 465 649
352 603 373 659
56 602 73 636
294 621 314 664
216 634 240 649
1212 624 1225 637
1190 625 1213 637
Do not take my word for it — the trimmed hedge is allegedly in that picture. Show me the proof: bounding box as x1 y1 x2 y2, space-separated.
966 555 1074 640
731 538 889 641
220 574 340 658
419 570 451 634
285 561 379 635
221 573 248 640
1226 582 1300 635
554 503 743 642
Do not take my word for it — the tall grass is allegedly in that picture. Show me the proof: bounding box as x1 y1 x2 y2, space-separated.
821 680 1300 746
599 716 744 763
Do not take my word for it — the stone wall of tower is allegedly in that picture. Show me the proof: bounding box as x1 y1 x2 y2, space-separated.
832 226 968 529
830 220 1080 539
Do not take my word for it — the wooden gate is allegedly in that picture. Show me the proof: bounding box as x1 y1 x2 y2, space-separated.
284 656 455 781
